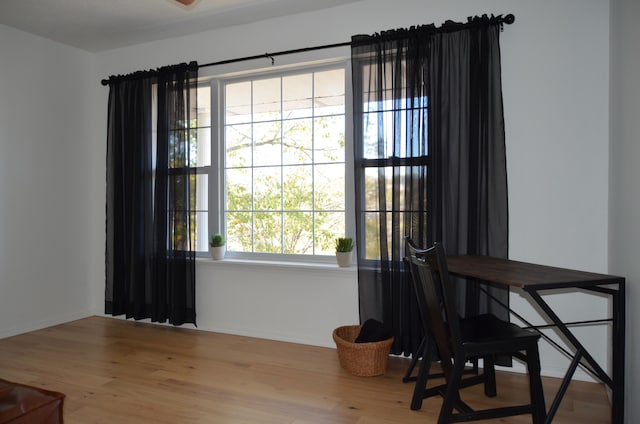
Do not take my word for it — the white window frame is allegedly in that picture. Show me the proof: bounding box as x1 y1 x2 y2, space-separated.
199 58 355 264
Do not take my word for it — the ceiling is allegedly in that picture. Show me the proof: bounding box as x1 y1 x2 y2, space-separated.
0 0 358 52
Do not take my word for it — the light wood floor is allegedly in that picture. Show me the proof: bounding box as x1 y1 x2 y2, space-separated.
0 316 611 423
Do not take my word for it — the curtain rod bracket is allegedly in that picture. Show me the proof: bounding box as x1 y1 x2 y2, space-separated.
265 53 275 66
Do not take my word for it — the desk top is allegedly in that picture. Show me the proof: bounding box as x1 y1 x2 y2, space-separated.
447 255 625 290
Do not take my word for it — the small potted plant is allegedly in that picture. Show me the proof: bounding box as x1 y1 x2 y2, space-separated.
209 233 226 260
335 237 354 267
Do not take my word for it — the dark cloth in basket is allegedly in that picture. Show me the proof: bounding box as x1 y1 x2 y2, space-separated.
355 319 393 343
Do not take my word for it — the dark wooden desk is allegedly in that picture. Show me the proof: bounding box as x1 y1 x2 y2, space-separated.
447 255 625 424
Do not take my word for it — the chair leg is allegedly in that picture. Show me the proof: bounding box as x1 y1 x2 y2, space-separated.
403 336 426 383
483 355 497 398
470 357 479 375
411 340 433 410
526 345 547 424
438 358 466 424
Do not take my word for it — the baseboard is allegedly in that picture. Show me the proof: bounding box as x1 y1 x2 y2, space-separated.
98 314 336 349
0 310 94 340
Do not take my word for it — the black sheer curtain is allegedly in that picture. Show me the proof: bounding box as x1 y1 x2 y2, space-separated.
352 16 510 356
105 62 198 326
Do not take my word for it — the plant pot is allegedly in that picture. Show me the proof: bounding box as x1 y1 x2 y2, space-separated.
210 245 226 260
335 251 352 267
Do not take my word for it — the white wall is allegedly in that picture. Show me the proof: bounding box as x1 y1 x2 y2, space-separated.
0 25 96 337
609 0 639 422
500 0 611 380
196 260 358 347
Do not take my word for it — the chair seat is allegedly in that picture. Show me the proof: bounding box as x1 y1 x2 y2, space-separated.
460 313 539 345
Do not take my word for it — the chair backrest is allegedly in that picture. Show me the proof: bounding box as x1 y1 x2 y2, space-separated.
405 239 462 376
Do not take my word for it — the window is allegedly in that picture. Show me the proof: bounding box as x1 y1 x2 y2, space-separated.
194 62 350 261
355 59 429 261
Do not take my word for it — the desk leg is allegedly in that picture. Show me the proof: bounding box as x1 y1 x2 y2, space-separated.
611 282 625 424
585 283 626 424
527 286 625 424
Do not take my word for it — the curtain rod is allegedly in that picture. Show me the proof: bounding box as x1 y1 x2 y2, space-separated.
101 14 514 86
198 41 352 69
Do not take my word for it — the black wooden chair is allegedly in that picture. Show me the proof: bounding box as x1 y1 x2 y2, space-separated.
404 238 481 410
405 240 547 424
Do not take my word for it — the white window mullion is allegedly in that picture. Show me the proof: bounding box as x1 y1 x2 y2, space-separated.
210 81 221 243
311 71 317 255
280 76 285 254
250 80 256 253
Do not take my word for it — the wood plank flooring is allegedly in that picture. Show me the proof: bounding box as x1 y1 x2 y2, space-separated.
0 316 611 423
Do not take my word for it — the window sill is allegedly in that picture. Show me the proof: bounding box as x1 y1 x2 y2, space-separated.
196 257 357 274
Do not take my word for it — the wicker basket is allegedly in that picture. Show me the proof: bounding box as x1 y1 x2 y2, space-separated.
332 325 394 377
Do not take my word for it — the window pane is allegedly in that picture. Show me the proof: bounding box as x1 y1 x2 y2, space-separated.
254 212 282 253
363 110 399 159
253 166 281 210
283 212 313 254
315 69 345 116
314 163 344 210
360 64 377 112
364 167 395 211
283 118 312 165
226 168 252 211
364 211 381 260
314 115 344 163
226 81 251 125
227 211 252 252
170 210 189 251
195 210 208 252
194 127 210 167
169 129 189 168
283 165 312 210
226 124 252 168
253 77 281 122
195 85 211 127
315 211 345 255
196 174 208 211
362 112 380 159
253 121 281 167
283 74 312 119
362 100 427 159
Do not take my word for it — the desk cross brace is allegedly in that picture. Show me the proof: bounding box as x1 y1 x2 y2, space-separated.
525 289 613 387
477 286 612 385
525 317 611 330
